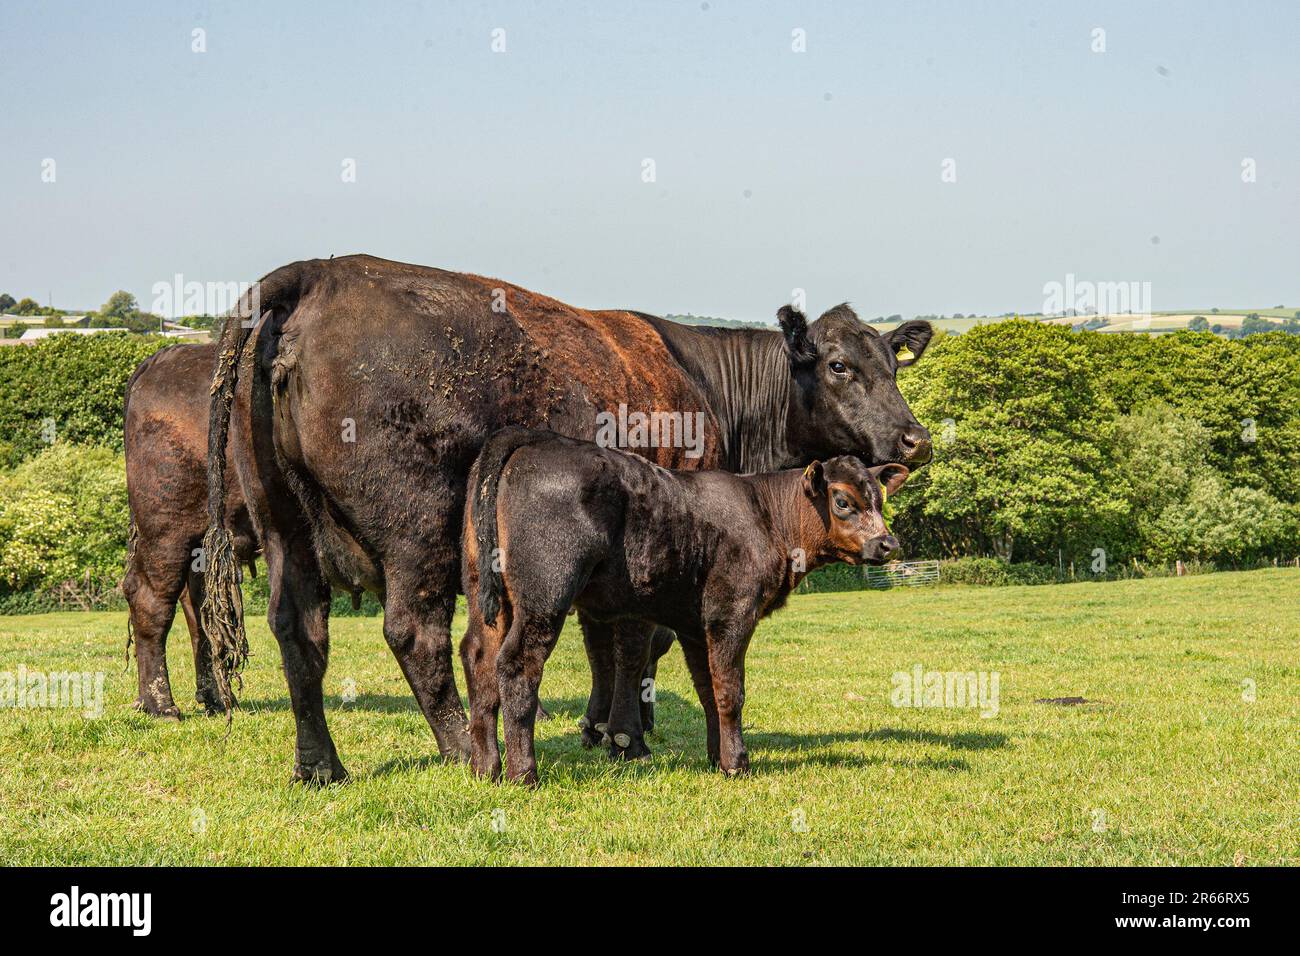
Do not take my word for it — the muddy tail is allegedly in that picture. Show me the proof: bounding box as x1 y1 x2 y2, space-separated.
471 427 554 628
201 260 314 718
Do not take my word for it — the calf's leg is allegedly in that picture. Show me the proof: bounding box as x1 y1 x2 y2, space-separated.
578 613 616 748
497 612 564 786
639 626 676 733
459 595 503 781
677 634 720 766
706 625 754 776
606 620 653 761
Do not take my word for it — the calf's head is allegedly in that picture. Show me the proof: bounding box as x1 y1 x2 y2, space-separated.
801 456 908 565
778 304 933 468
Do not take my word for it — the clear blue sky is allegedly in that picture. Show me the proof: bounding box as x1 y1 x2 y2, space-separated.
2 0 1296 319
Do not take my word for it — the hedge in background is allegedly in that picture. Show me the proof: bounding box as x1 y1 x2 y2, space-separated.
894 325 1300 567
0 333 169 467
0 443 128 594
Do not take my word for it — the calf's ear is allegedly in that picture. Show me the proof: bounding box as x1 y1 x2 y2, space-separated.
801 460 826 499
778 305 817 366
886 320 933 366
872 463 910 498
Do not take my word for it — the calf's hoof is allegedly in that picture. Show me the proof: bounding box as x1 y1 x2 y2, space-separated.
609 732 652 761
580 719 608 750
535 702 552 721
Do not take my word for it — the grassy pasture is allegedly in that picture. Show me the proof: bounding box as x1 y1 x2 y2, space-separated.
0 570 1296 865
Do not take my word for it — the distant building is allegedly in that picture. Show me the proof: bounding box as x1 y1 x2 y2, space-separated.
18 327 129 341
160 328 210 342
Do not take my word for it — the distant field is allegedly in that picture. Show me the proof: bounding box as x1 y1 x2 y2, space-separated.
1 570 1295 865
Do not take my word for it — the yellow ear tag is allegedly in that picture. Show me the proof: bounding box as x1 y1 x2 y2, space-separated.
896 345 915 362
803 463 817 481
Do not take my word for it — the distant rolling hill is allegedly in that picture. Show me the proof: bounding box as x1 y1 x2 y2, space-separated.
666 308 1297 338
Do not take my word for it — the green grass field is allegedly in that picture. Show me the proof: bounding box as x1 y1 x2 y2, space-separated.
1 570 1296 865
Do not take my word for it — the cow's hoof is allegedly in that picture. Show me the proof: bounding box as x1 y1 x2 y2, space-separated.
580 719 608 749
195 686 228 716
441 744 472 765
721 753 751 777
470 755 502 782
292 756 349 787
134 697 182 721
609 733 652 761
505 766 539 788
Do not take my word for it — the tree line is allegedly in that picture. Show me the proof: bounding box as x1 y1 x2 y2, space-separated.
0 324 1296 609
892 322 1300 570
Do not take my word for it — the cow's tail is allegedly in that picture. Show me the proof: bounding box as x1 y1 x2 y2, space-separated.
201 261 313 719
472 427 552 629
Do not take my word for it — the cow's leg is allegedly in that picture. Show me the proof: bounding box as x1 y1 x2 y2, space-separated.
706 623 754 776
497 611 564 786
606 620 653 761
265 533 346 785
383 580 472 763
179 574 224 716
639 626 676 733
578 610 616 748
123 549 184 720
677 632 720 766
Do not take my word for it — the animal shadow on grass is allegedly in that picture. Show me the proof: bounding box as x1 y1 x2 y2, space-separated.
364 693 657 780
741 726 1009 774
237 693 422 715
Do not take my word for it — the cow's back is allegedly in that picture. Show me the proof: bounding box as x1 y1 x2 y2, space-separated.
264 255 724 589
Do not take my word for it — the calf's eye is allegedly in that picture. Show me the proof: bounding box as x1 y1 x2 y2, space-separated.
833 494 850 511
829 361 848 375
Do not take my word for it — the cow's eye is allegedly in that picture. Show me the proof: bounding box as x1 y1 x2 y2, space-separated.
832 493 851 512
829 360 848 375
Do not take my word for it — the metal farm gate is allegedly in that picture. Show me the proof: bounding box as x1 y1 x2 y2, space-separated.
863 559 941 590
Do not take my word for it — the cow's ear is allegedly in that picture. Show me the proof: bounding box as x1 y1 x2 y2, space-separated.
871 463 910 499
886 320 933 366
778 305 817 366
801 460 826 499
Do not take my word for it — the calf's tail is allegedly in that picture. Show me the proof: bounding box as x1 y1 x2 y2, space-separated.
201 260 313 717
471 427 553 628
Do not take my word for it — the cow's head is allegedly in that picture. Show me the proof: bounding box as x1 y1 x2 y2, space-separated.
777 304 933 468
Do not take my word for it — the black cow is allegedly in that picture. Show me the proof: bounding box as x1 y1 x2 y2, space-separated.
462 427 909 784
